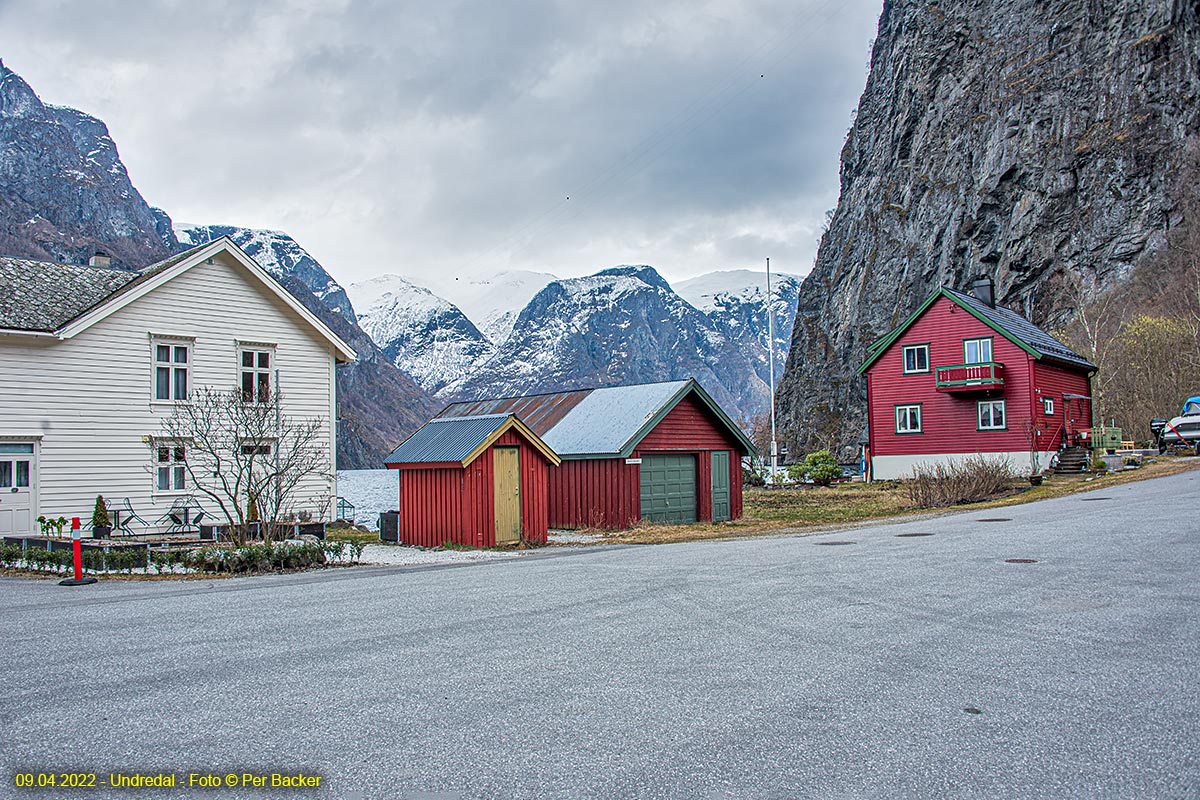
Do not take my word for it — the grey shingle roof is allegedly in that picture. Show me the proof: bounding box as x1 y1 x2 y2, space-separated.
0 244 207 333
384 414 512 465
943 288 1096 370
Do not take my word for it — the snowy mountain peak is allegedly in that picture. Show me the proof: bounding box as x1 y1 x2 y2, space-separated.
675 269 802 311
595 264 672 292
173 223 355 318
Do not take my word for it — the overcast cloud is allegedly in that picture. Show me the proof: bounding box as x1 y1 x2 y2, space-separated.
0 0 880 286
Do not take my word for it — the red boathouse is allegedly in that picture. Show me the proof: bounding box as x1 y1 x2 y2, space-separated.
858 278 1097 480
437 379 755 529
383 414 561 546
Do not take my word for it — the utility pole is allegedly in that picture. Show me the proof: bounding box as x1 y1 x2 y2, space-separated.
767 257 778 482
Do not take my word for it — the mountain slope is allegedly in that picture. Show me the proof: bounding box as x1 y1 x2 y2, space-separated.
776 0 1200 459
405 269 557 345
348 275 494 394
447 266 782 421
175 224 354 318
0 58 178 267
0 60 435 469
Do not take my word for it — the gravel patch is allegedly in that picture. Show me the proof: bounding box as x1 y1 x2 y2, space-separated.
357 543 535 566
548 529 607 545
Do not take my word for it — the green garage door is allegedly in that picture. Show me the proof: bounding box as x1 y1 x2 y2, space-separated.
639 454 697 524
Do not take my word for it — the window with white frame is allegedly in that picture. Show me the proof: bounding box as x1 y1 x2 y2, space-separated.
978 400 1006 430
963 337 993 364
903 344 930 374
153 340 189 401
240 440 274 456
895 404 923 434
1043 397 1055 415
239 348 274 403
155 443 187 491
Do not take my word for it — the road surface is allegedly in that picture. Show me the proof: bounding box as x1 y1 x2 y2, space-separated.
1 470 1198 799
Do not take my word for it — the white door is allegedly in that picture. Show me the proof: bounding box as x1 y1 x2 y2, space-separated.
0 443 35 535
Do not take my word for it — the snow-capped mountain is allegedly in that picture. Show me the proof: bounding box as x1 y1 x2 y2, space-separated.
175 223 355 318
441 265 794 422
676 269 802 390
403 269 557 344
347 275 493 394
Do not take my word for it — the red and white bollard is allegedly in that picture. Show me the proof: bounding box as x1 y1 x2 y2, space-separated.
58 516 97 587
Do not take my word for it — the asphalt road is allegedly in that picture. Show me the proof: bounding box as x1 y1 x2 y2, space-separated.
2 470 1198 800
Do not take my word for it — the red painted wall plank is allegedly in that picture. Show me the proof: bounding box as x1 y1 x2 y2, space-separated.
866 295 1093 457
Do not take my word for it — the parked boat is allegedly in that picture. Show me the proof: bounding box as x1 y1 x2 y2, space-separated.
1151 395 1200 452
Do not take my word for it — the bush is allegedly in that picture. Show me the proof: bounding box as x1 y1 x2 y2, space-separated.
92 495 110 528
788 450 843 486
907 456 1016 508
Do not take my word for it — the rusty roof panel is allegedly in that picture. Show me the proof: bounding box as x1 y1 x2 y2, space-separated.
438 390 590 436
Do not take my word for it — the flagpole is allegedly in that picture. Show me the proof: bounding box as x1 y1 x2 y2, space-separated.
767 257 778 481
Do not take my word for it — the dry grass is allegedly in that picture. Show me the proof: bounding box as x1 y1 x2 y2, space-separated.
575 457 1200 546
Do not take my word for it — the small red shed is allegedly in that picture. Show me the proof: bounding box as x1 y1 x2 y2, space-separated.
383 414 561 547
437 379 755 529
858 278 1097 480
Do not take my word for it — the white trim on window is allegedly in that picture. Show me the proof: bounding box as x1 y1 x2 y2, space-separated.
963 337 993 364
1043 397 1055 416
151 337 191 402
978 399 1006 430
154 441 188 492
895 404 923 434
239 345 276 403
902 344 930 374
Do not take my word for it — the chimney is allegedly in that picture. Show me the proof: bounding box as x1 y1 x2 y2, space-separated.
88 251 112 269
971 276 995 308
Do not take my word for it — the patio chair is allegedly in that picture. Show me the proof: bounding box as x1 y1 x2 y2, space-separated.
155 496 192 534
115 498 149 536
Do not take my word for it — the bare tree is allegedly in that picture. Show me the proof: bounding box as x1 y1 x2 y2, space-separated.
151 387 331 543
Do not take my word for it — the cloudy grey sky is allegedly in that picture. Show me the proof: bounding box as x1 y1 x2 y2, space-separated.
0 0 880 286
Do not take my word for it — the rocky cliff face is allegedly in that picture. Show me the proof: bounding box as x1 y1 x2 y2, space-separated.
776 0 1200 459
0 59 178 268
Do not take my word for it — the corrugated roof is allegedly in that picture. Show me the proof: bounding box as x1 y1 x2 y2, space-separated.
943 288 1096 370
439 378 754 458
384 414 511 465
0 244 207 333
542 380 690 455
437 390 590 436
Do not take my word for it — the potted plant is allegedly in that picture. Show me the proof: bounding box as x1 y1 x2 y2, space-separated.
92 495 112 539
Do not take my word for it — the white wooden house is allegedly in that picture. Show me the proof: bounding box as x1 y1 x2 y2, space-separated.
0 238 355 536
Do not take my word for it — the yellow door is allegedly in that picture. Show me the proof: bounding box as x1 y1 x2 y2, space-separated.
493 447 521 544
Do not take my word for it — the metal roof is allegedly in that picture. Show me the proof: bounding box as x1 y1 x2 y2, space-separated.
0 245 205 333
437 390 590 437
384 414 511 465
542 381 690 455
439 378 754 458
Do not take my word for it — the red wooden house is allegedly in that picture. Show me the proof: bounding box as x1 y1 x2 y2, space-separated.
438 379 755 529
857 278 1097 480
384 414 561 546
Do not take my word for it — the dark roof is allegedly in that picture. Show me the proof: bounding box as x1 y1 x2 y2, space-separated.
858 286 1097 374
942 288 1096 370
384 413 561 467
385 414 511 465
0 244 208 333
438 378 755 458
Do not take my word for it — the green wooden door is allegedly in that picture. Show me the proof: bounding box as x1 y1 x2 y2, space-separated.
711 450 730 522
639 454 697 523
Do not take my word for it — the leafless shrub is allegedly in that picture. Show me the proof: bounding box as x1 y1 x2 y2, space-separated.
906 456 1016 508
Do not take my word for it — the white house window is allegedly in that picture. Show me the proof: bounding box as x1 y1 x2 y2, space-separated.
903 344 930 374
895 404 923 434
156 444 187 491
963 337 993 364
978 400 1007 430
240 441 273 456
1043 397 1055 415
153 341 189 401
240 349 273 403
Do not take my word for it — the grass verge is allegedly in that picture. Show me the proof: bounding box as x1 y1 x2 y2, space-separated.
574 456 1200 546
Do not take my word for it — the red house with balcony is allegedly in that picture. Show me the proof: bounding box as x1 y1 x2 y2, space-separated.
857 278 1097 480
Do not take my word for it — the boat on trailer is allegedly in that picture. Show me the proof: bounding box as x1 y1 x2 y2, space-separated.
1152 395 1200 453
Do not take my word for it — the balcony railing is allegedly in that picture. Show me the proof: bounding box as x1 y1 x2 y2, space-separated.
935 362 1005 392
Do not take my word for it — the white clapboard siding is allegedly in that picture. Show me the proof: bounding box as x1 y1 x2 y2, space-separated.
0 250 340 531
